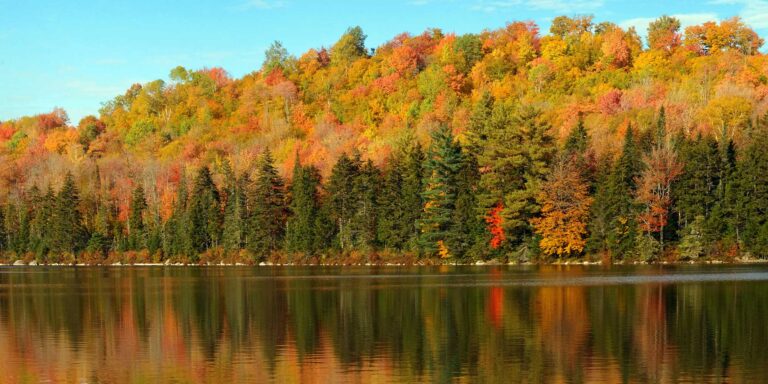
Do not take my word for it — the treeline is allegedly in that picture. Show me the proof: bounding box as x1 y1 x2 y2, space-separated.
2 103 768 263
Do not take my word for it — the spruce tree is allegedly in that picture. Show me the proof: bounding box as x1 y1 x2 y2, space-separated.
52 172 86 255
128 184 147 251
377 152 406 249
189 166 222 254
418 125 463 256
248 149 287 258
221 160 247 253
285 156 322 254
606 125 643 258
377 141 426 251
164 175 193 257
352 159 380 250
327 153 361 251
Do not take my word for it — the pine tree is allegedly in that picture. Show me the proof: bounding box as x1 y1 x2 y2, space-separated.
248 149 287 258
189 166 222 254
128 184 147 251
475 103 555 250
419 125 463 256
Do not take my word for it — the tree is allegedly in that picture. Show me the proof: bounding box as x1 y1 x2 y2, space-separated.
221 160 247 253
327 153 362 251
263 41 291 73
475 103 555 249
188 166 222 255
248 149 288 258
418 125 464 257
588 125 643 259
647 15 681 52
128 184 147 251
52 172 86 255
164 176 193 257
285 155 322 254
331 26 367 64
635 145 683 251
730 118 768 256
532 160 592 259
378 142 424 251
351 159 380 250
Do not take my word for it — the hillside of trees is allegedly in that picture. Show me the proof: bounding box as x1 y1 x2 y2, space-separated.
1 15 768 263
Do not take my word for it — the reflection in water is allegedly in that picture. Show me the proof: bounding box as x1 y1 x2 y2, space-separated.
0 265 767 383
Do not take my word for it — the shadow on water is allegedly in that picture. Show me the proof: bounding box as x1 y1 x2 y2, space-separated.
0 264 766 383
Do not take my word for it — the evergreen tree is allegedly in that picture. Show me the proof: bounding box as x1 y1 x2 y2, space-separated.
128 184 147 251
475 103 555 251
188 166 222 254
29 186 55 258
52 172 86 255
352 159 380 250
588 126 643 259
164 175 193 257
327 153 362 251
377 141 425 251
418 125 464 257
450 153 482 259
377 153 406 249
221 160 247 252
402 142 426 250
285 155 322 254
248 149 288 258
731 117 768 256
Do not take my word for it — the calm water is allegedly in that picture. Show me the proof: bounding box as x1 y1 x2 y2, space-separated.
1 265 767 383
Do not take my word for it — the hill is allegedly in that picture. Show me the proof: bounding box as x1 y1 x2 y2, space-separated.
1 15 767 263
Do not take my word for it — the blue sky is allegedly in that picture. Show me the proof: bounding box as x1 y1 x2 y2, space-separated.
1 0 766 123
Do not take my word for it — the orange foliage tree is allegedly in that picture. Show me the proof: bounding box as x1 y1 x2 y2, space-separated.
635 145 683 247
532 160 592 259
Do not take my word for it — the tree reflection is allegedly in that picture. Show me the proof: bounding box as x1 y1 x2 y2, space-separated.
0 266 766 383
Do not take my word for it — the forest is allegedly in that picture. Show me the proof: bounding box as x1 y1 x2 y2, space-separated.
1 15 768 264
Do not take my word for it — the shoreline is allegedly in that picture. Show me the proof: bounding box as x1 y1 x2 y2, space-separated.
2 258 767 267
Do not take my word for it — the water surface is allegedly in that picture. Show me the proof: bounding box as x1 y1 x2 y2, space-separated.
1 264 767 383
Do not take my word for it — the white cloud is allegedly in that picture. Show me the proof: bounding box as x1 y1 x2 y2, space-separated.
620 13 720 35
233 0 286 11
64 80 125 99
708 0 768 28
470 0 604 13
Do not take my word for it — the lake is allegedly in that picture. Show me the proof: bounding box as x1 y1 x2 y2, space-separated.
0 265 767 383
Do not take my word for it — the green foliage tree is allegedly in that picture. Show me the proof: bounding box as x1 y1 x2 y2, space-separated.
188 167 222 255
248 150 288 258
128 184 147 251
52 172 86 256
418 125 464 257
285 156 323 254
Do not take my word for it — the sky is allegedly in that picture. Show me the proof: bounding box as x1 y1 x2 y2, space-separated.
1 0 766 124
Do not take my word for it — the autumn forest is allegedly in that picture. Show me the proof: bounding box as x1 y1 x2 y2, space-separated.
1 15 768 264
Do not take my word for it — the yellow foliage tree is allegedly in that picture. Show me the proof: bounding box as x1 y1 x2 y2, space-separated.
532 160 592 259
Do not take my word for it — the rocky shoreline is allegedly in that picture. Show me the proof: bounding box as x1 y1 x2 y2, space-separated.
2 258 766 267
